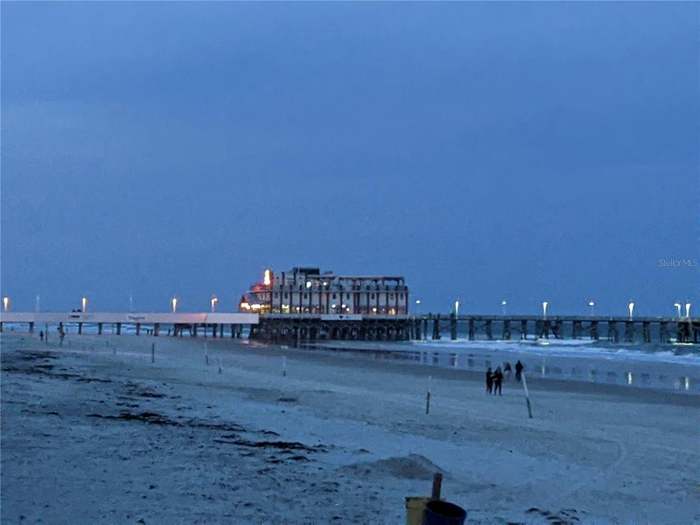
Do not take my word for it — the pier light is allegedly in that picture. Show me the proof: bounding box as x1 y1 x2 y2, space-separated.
210 295 218 313
588 300 595 316
454 300 460 316
542 301 548 318
305 281 312 289
2 296 9 312
501 300 507 315
171 296 178 313
81 296 88 313
263 269 272 287
628 301 635 319
674 303 682 319
685 303 692 318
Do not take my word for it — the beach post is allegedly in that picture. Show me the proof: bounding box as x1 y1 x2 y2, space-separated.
217 357 223 374
431 472 443 500
205 342 209 365
282 356 287 377
426 375 432 415
521 372 533 419
151 343 155 363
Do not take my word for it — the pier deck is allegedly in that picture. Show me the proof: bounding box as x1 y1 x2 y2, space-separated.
1 312 697 344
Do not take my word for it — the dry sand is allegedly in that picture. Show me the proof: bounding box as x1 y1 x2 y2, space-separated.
1 333 699 524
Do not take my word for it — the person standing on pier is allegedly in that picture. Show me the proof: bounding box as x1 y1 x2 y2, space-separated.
485 367 494 394
493 367 504 395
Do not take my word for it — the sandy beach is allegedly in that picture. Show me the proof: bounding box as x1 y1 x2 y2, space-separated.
2 333 699 524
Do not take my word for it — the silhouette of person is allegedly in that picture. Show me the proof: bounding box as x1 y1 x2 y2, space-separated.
485 367 493 394
493 366 504 395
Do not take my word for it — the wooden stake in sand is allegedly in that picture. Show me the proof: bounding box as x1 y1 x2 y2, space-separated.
217 357 223 374
282 356 287 377
151 343 155 363
521 371 533 419
205 342 209 365
425 375 432 415
431 472 443 500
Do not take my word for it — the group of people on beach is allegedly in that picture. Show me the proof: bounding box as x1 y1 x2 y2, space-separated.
486 360 524 395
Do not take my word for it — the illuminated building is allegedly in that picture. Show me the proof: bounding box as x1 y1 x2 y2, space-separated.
239 267 409 315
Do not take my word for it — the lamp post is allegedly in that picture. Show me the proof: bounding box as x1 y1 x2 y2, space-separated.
588 300 595 316
81 296 88 313
674 303 682 319
542 301 548 319
2 296 9 312
454 300 460 317
685 303 692 319
171 297 178 313
210 295 218 313
628 301 635 319
415 299 421 315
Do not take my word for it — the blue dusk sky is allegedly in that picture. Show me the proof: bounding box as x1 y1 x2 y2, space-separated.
2 2 698 315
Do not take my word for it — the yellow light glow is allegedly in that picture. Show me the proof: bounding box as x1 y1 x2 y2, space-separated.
263 269 272 286
240 302 251 311
82 297 88 312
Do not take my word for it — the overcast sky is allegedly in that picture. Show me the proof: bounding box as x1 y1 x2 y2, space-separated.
2 2 698 315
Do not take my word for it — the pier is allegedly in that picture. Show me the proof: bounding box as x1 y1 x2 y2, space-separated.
2 311 697 345
0 312 258 339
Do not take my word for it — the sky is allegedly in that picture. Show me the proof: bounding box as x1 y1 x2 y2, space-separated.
2 2 698 316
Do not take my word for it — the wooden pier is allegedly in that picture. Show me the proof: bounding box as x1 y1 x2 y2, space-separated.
0 312 258 339
409 314 700 345
1 312 698 345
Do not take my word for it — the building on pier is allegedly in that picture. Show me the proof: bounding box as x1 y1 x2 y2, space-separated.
238 267 409 315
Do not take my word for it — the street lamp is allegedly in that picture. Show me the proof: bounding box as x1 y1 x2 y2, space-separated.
542 301 548 319
454 300 460 317
588 300 595 316
501 300 507 315
628 301 635 319
415 299 421 315
685 303 692 319
81 296 88 313
2 296 9 312
171 297 178 313
674 303 682 319
210 295 218 313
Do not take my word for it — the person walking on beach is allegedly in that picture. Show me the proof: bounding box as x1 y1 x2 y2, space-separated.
515 360 524 382
493 366 504 396
503 362 512 381
485 367 493 394
39 330 44 342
